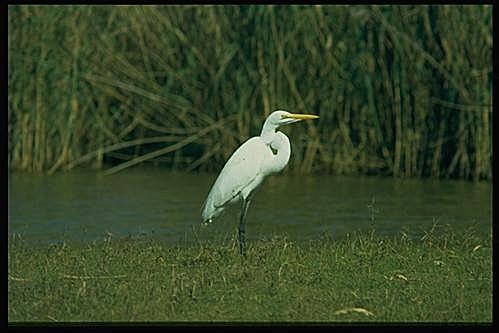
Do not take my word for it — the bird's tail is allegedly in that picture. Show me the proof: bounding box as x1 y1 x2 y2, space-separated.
201 218 213 227
200 198 214 225
201 197 223 226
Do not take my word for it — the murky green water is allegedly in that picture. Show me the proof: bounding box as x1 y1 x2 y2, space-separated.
8 167 491 245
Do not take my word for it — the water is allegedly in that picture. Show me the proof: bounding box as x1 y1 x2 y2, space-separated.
8 167 492 245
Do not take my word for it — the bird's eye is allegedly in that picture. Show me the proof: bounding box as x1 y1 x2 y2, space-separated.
280 114 287 119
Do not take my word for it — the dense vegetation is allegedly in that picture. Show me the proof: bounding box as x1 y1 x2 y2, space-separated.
8 5 492 180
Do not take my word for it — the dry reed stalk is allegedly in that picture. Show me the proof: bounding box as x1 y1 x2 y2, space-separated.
102 117 232 175
7 5 491 179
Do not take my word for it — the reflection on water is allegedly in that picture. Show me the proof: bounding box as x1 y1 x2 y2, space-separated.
8 167 492 245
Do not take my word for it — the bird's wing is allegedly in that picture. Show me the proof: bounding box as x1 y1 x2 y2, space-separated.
202 137 267 218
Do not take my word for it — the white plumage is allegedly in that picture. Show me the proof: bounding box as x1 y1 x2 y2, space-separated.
202 134 289 222
201 110 319 256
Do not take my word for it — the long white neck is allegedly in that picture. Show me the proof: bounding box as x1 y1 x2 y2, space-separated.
262 130 291 174
260 117 278 144
259 117 291 173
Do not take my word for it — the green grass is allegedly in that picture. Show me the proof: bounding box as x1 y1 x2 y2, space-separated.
8 227 492 322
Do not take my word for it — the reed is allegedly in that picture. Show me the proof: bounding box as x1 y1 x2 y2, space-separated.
8 5 492 180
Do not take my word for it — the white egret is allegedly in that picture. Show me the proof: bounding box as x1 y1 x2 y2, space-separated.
201 110 319 256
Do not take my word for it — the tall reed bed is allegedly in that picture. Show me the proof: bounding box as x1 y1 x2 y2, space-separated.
8 5 492 180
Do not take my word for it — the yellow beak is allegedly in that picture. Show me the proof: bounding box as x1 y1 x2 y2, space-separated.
283 113 320 120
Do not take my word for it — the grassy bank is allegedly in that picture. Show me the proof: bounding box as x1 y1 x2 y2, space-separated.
8 5 492 180
8 228 492 322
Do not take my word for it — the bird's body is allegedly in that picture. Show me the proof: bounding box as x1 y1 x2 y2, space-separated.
201 133 290 222
201 110 319 256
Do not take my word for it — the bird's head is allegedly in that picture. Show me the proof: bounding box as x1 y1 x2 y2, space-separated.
266 110 320 127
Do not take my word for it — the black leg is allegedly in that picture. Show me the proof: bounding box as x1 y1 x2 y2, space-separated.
238 197 251 257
